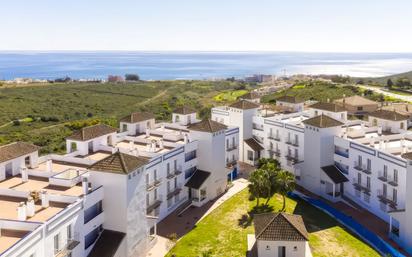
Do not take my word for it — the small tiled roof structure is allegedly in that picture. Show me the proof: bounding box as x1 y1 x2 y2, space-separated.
401 152 412 160
303 114 343 128
321 165 349 184
120 112 155 123
188 119 227 133
334 95 377 106
88 230 126 257
240 91 260 100
277 95 304 104
254 212 309 241
309 102 346 112
369 109 408 121
89 151 149 175
229 100 260 110
244 138 264 151
67 124 117 141
0 142 40 163
184 169 211 189
173 106 196 115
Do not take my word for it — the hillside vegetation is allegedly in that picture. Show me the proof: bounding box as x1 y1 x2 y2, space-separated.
0 80 251 153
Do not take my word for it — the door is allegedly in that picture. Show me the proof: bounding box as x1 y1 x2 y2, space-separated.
88 141 93 153
5 163 12 176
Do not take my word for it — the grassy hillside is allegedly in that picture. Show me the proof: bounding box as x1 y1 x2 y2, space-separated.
0 80 251 153
354 70 412 85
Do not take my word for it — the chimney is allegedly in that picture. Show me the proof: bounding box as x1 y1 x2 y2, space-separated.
146 143 151 151
21 167 28 183
145 129 150 138
184 134 189 144
17 202 27 221
26 197 35 217
378 126 382 135
46 159 52 172
159 139 164 149
161 124 165 130
129 141 134 150
82 175 89 195
41 190 49 208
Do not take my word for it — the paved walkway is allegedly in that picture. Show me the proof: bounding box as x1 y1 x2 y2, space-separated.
145 178 250 257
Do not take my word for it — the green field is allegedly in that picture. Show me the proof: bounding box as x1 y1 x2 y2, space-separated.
166 189 379 257
0 81 251 153
213 90 248 102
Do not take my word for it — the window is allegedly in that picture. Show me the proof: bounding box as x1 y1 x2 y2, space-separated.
175 115 180 122
394 169 398 183
373 119 377 126
357 173 361 184
366 177 371 190
401 122 405 129
67 224 72 240
358 155 362 166
393 188 397 203
146 173 149 185
167 181 171 193
122 124 127 132
54 233 60 253
383 184 387 197
384 165 388 178
154 170 157 181
367 159 371 171
357 106 363 111
154 189 158 200
278 246 286 257
247 150 254 161
146 194 149 206
232 137 235 147
226 139 229 149
167 163 170 173
167 197 173 207
174 177 177 188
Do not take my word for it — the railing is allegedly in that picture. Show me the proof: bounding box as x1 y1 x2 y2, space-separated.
352 179 371 194
146 178 162 191
146 196 163 214
252 124 264 131
268 148 281 157
378 172 388 182
167 185 182 200
267 134 281 141
285 138 299 147
353 162 371 174
226 145 238 151
285 154 300 164
377 190 397 209
166 168 183 179
334 149 349 158
387 176 398 187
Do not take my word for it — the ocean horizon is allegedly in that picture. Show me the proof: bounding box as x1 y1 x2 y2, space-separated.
1 51 412 80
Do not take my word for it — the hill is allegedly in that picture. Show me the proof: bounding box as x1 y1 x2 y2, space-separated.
354 70 412 86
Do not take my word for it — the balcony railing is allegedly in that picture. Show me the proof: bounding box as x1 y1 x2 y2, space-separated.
54 237 80 257
146 178 162 191
267 134 281 141
268 148 281 157
253 124 264 131
353 162 371 174
167 186 182 200
352 179 371 194
388 177 398 187
226 160 237 168
285 139 299 147
147 197 163 214
226 145 238 152
378 172 388 182
334 149 349 158
285 154 300 164
377 190 397 209
167 168 183 179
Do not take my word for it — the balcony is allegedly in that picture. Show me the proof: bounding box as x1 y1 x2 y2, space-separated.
353 162 371 174
167 168 183 179
226 145 238 152
252 124 264 131
388 178 398 187
268 148 281 157
226 160 237 168
167 186 182 200
54 237 80 257
267 134 281 141
146 197 163 215
378 172 388 182
377 192 397 209
146 178 162 191
334 149 349 158
285 154 300 164
352 180 371 195
285 139 299 147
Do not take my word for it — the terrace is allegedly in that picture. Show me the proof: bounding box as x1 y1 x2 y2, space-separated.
0 229 31 254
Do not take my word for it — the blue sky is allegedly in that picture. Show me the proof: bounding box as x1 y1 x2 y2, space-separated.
1 0 412 52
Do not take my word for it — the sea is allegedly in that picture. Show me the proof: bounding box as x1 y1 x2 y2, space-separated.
1 51 412 80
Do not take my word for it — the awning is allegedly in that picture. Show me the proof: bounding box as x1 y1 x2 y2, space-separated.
184 169 211 189
321 165 349 184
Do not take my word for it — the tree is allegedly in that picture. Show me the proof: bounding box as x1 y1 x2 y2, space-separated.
248 169 270 206
276 170 296 212
396 77 411 88
125 73 140 81
387 79 393 89
257 158 280 169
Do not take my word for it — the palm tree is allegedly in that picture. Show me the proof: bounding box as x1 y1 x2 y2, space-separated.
248 168 269 206
261 162 280 205
276 170 295 212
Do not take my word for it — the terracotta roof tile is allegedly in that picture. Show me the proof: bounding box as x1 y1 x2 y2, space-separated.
277 95 304 104
369 109 408 121
334 95 378 106
229 100 259 110
241 92 260 100
120 112 155 123
0 142 40 163
303 114 343 128
244 138 264 151
184 169 210 189
89 151 149 174
309 102 346 112
173 106 196 115
188 119 227 133
67 124 117 141
254 213 308 241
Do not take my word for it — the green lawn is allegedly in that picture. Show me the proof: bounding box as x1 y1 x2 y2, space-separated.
166 189 379 257
213 90 248 102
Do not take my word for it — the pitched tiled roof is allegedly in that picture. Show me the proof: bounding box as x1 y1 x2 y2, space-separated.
0 142 40 163
188 119 227 133
173 106 196 115
88 230 126 257
244 138 264 151
309 102 346 112
241 91 260 100
67 124 117 141
254 213 308 241
229 100 259 110
321 165 349 184
89 151 149 174
334 95 378 106
184 169 210 189
120 112 155 123
277 95 304 104
369 109 408 121
303 114 343 128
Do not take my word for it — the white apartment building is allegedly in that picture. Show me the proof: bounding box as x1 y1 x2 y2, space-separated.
215 98 412 255
0 107 239 257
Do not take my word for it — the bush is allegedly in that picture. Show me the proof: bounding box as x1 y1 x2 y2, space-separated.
12 120 20 126
125 74 140 81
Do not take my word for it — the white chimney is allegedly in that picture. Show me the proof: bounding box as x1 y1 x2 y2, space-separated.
82 175 89 195
46 159 52 172
17 202 27 221
129 141 134 150
41 190 49 208
146 129 150 138
151 141 156 152
379 140 384 149
378 126 382 135
21 167 28 183
403 145 407 154
184 134 189 144
159 139 164 149
161 124 165 130
26 197 35 217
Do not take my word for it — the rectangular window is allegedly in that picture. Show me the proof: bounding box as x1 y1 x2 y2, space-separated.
384 165 388 178
358 155 362 166
154 189 158 200
67 224 72 240
367 159 371 171
146 173 149 185
357 173 361 184
174 177 177 188
146 194 149 206
383 184 387 197
247 150 254 161
154 170 157 181
174 160 177 171
393 188 397 203
394 169 398 183
366 177 371 190
167 181 170 193
54 233 60 253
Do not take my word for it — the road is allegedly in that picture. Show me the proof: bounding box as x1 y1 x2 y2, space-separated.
359 85 412 102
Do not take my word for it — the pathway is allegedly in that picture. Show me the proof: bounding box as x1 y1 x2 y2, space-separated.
145 178 250 257
359 85 412 102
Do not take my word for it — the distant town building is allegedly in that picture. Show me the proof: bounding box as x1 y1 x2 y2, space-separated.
108 75 125 83
334 95 379 115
